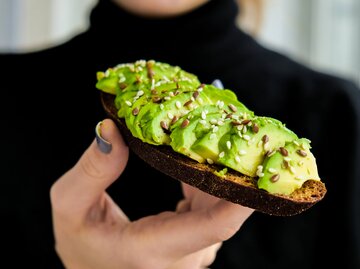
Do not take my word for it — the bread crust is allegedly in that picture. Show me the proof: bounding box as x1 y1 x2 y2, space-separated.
101 92 327 216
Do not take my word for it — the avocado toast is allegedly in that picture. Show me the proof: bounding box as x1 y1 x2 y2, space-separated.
97 60 327 216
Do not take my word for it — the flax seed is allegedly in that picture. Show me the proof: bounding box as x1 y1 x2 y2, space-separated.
252 123 259 133
160 121 168 130
229 104 237 112
262 135 269 144
279 147 288 156
192 91 199 99
296 149 307 157
184 100 193 107
271 174 280 182
181 119 190 128
171 116 178 124
132 107 139 116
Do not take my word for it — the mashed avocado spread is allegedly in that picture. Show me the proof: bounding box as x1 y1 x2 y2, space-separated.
96 60 321 195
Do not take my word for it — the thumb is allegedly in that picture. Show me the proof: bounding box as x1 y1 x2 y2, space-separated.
50 119 129 219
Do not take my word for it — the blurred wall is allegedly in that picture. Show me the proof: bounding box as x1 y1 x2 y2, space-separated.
254 0 360 84
0 0 359 85
0 0 97 52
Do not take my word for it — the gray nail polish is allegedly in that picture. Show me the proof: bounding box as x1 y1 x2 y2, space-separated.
212 79 224 89
95 121 112 154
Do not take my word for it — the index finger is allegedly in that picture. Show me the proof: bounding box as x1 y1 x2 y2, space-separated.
145 200 254 261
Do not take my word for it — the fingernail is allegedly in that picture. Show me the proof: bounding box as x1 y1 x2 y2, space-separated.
95 121 112 154
212 79 224 89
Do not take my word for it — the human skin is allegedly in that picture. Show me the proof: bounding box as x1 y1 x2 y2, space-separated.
112 0 209 17
50 119 253 269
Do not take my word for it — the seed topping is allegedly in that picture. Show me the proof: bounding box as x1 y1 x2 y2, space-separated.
265 150 275 157
201 111 207 120
228 104 237 112
256 165 264 177
282 160 289 169
252 123 259 133
268 168 277 174
171 116 178 124
279 147 289 156
192 91 200 99
181 119 190 128
231 121 242 126
270 174 280 182
167 112 174 120
296 149 307 157
226 141 232 149
160 121 168 130
132 107 139 116
119 83 127 90
239 150 247 156
184 100 193 107
210 133 217 140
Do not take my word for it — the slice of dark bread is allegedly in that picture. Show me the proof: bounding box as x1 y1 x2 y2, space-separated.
101 92 327 216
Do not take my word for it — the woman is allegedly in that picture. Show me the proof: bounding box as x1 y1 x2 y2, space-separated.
1 0 359 268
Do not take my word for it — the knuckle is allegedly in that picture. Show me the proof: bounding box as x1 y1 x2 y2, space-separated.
80 153 106 180
215 225 239 241
49 181 68 217
49 182 59 208
205 209 239 241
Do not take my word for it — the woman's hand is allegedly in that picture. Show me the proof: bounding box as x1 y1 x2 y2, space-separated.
50 119 253 269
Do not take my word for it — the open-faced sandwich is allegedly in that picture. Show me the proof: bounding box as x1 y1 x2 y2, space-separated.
96 60 327 216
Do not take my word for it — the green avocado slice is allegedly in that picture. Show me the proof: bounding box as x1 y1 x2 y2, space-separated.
170 105 221 163
191 119 233 164
140 85 212 145
217 117 297 177
258 138 320 195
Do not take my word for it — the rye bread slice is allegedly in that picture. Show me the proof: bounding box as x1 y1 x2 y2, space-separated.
100 92 327 216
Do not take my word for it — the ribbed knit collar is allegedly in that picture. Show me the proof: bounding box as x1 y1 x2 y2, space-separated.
89 0 239 44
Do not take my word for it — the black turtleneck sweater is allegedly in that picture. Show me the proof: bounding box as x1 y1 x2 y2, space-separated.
1 0 359 268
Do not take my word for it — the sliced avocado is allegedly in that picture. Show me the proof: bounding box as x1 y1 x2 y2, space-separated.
115 85 148 118
202 85 254 116
170 105 223 163
191 115 234 164
258 138 320 195
141 87 212 145
97 60 200 96
191 125 232 164
96 71 120 95
124 94 151 140
217 117 297 177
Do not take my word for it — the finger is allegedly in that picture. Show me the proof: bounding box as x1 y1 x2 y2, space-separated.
147 200 253 261
181 183 197 200
201 243 222 267
170 243 222 269
182 183 220 212
50 119 129 220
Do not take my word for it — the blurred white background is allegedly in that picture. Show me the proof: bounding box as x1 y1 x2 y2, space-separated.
0 0 359 85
